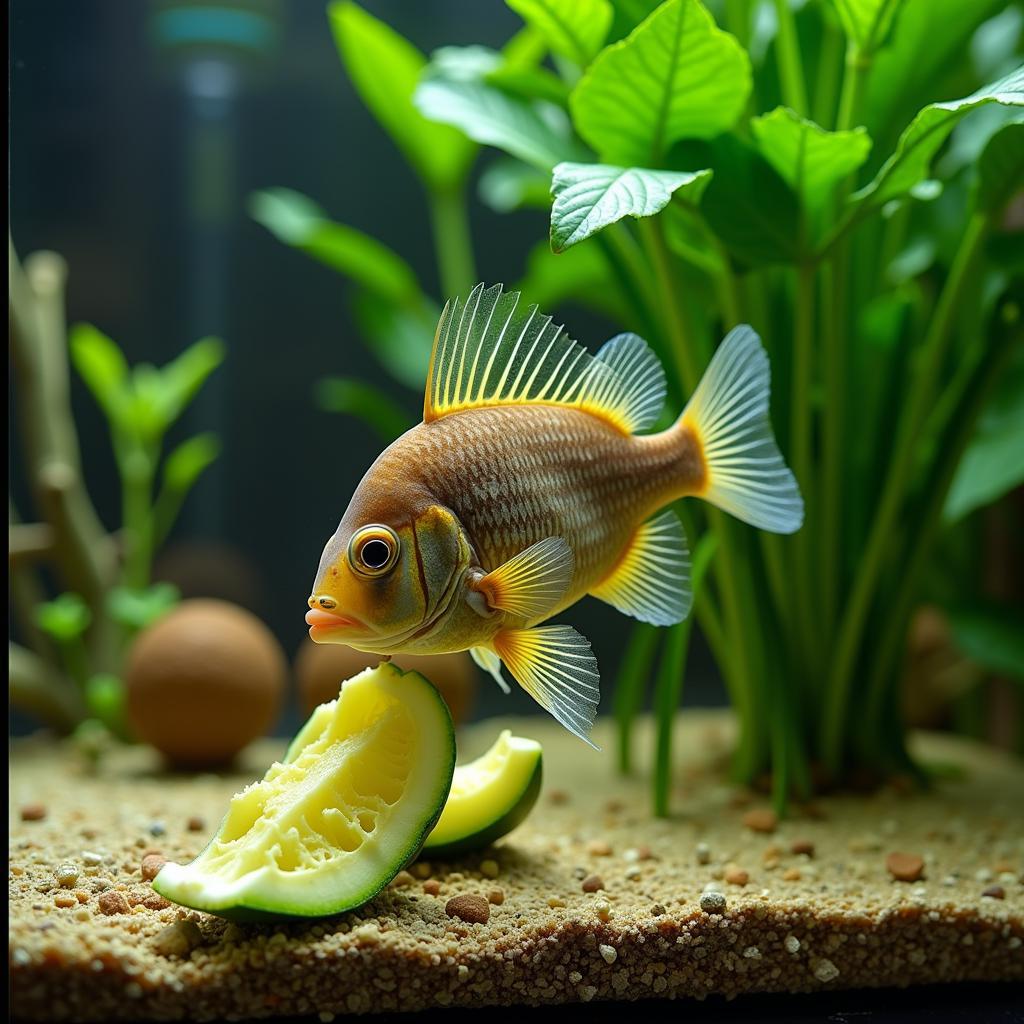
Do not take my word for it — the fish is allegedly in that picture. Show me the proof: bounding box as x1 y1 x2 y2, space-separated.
306 283 803 746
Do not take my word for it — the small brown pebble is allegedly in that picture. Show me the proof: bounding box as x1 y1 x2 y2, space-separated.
422 880 441 896
74 890 90 904
390 870 415 888
762 844 783 864
993 860 1015 874
98 890 131 915
724 865 750 886
742 808 777 833
635 844 654 861
581 874 605 893
20 803 47 822
445 893 489 924
479 859 499 879
548 789 569 805
187 816 205 832
982 885 1006 900
141 854 168 882
783 867 802 881
587 839 613 856
547 896 567 908
487 888 505 905
54 894 77 908
153 919 203 957
604 799 624 813
886 851 925 882
792 839 815 857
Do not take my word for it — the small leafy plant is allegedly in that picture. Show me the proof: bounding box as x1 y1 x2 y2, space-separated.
254 0 1023 812
9 243 224 738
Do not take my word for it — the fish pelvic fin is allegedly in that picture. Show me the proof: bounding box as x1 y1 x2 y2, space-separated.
591 509 691 625
474 537 574 620
470 646 511 694
424 283 665 434
680 325 804 534
491 624 601 749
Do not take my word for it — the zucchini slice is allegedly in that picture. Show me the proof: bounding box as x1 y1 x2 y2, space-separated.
422 729 542 858
153 663 454 919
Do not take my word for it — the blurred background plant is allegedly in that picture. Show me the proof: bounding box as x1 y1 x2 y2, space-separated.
9 239 224 742
251 0 1024 813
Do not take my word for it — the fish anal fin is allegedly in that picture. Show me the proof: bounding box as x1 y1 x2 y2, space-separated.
591 509 692 626
474 537 574 620
492 624 600 748
424 283 664 434
470 646 510 694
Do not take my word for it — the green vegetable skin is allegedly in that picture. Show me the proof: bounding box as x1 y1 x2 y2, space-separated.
153 663 455 921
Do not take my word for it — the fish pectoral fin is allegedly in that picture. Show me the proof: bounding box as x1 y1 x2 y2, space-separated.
591 509 692 626
493 624 601 749
474 537 574 620
470 646 511 694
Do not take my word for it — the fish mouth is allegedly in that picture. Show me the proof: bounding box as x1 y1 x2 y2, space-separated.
305 607 363 641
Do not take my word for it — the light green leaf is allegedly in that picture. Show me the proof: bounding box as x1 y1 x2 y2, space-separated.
944 347 1024 523
853 66 1024 212
249 188 421 307
550 162 711 251
415 47 588 170
486 63 571 107
570 0 751 166
106 583 180 631
153 338 225 433
161 433 220 493
351 290 439 392
34 593 91 642
948 605 1024 680
830 0 904 54
315 377 414 442
506 0 613 65
751 108 872 221
973 120 1024 217
328 1 474 190
478 157 553 212
69 324 129 424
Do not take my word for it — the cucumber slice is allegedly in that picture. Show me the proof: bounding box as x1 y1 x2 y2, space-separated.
152 663 455 920
422 729 542 858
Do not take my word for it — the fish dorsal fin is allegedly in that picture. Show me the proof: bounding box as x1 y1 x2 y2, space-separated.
594 333 666 432
424 283 663 434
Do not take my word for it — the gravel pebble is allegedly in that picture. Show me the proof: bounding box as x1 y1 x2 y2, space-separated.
97 891 130 915
587 840 612 857
695 842 711 865
581 874 604 893
422 880 441 897
140 855 167 882
886 852 925 882
487 888 505 906
724 865 749 886
598 944 617 964
480 859 499 879
186 816 205 832
812 958 840 983
700 891 727 914
389 871 414 888
791 839 815 857
742 809 777 834
784 935 801 954
982 886 1006 900
148 822 166 838
54 864 79 888
20 803 47 822
445 894 489 925
153 920 202 958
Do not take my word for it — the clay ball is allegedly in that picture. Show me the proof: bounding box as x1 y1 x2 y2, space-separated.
294 640 477 726
126 599 286 768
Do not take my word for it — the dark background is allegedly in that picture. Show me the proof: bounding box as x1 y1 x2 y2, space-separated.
9 0 723 736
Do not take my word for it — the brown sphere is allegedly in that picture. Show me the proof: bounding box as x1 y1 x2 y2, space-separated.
126 599 286 768
294 640 477 726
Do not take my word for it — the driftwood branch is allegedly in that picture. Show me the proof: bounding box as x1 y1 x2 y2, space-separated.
9 522 56 563
9 643 86 735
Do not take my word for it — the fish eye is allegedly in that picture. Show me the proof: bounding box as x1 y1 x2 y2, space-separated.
348 525 400 577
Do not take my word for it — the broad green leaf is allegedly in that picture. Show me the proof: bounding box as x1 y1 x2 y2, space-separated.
155 338 225 430
973 120 1024 217
853 66 1024 212
415 47 588 170
944 347 1024 523
683 134 801 267
69 324 129 424
84 674 133 742
328 1 474 190
315 376 414 442
830 0 904 54
506 0 613 66
351 290 439 391
948 605 1024 680
570 0 751 166
517 238 632 323
750 108 872 221
487 63 571 107
161 433 220 493
106 583 180 631
478 157 553 212
662 203 725 276
249 189 421 306
607 0 664 43
34 593 91 641
550 162 711 251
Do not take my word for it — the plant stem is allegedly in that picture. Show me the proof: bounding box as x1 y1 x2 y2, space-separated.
820 213 990 772
835 44 870 133
428 186 476 299
812 14 843 127
613 623 659 775
118 441 156 591
773 0 808 116
653 621 690 817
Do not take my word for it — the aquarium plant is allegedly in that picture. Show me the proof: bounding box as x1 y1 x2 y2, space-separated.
252 0 1023 812
9 239 224 738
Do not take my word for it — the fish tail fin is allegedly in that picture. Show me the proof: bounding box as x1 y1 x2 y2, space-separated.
678 325 803 534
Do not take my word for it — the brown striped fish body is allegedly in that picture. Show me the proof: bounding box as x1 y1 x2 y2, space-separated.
306 284 803 745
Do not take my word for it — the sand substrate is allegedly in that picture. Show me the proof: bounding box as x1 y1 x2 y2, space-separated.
9 711 1023 1020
